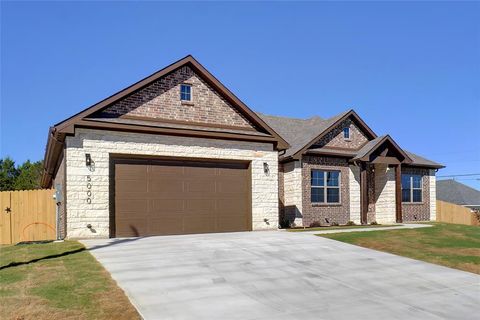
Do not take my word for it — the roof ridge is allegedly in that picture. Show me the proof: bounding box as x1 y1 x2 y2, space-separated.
256 112 323 122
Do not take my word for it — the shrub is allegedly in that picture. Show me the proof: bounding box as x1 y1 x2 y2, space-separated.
370 221 379 225
309 221 321 228
331 222 339 226
346 221 356 226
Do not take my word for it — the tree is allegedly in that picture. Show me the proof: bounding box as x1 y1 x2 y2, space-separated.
14 160 43 190
0 157 44 191
0 157 18 191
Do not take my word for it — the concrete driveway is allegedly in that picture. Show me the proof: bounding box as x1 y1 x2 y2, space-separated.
82 231 479 320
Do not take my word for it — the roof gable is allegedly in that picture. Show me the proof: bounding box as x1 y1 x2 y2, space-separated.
291 110 377 159
91 65 256 130
353 135 413 164
259 110 377 160
310 117 370 150
53 55 288 149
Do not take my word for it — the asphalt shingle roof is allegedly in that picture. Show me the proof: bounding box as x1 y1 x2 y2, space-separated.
257 110 350 158
256 111 443 168
437 179 480 206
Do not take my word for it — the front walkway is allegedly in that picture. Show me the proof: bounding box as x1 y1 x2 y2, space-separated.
82 230 479 320
294 223 432 234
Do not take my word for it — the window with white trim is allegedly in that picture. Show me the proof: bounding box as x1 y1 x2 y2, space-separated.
343 127 350 140
180 84 192 101
401 174 423 203
311 170 341 203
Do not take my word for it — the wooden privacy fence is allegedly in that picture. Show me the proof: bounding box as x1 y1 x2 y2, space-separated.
436 200 479 226
0 189 56 245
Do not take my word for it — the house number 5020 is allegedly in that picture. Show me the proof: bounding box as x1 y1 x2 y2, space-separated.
86 175 92 204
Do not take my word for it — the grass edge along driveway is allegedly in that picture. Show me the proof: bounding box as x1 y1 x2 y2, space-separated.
0 240 140 320
319 222 480 274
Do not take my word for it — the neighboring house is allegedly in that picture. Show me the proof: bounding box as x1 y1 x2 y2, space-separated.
41 55 444 239
437 179 480 211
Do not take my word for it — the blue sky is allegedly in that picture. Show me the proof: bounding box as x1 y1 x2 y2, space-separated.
1 1 479 189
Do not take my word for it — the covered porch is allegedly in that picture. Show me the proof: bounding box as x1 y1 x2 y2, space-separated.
351 135 413 224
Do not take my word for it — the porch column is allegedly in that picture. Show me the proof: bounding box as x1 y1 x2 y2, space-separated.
360 162 368 225
395 164 403 223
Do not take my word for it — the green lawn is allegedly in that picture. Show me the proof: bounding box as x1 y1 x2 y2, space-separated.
288 224 394 232
0 241 140 320
319 223 480 274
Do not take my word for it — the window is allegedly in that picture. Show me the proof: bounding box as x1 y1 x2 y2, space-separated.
343 127 350 140
180 84 191 101
311 170 340 203
401 174 423 203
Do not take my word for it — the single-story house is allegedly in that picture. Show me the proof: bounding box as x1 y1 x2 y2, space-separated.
42 55 444 239
437 179 480 211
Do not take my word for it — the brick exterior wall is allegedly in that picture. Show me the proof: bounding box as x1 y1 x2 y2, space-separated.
429 169 437 220
367 164 376 222
312 118 368 149
97 66 255 129
64 128 278 238
402 167 431 221
301 156 350 226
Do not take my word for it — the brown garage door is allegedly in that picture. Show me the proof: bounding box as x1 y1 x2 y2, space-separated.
113 158 251 237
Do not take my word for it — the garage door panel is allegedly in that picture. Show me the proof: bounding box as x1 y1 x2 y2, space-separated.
116 199 148 212
116 164 147 179
184 166 216 177
185 179 216 193
217 180 248 194
149 179 184 193
183 216 216 233
217 199 247 213
116 220 149 237
217 215 248 232
151 199 184 212
149 165 184 176
218 167 247 177
148 217 184 235
114 159 250 237
185 199 216 213
116 179 148 193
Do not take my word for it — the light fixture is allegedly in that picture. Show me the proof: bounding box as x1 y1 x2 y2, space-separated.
263 162 269 175
85 153 92 167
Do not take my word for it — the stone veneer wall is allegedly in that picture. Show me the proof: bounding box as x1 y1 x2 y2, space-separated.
374 164 396 224
429 169 437 221
301 156 350 226
282 160 303 227
98 66 255 129
402 167 430 221
349 165 361 224
65 128 278 238
312 118 368 149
